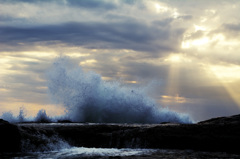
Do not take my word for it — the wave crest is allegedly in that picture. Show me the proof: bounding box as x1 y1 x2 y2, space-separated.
47 57 192 124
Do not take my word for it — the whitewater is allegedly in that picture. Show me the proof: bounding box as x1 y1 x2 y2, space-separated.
1 56 192 124
0 56 196 158
47 56 192 123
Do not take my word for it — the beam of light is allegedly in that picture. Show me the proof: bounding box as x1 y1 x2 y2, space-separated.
207 64 240 108
164 55 180 102
209 65 240 83
163 54 193 104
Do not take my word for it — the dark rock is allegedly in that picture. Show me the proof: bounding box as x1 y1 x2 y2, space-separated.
15 114 240 154
198 114 240 125
0 119 21 152
57 120 73 123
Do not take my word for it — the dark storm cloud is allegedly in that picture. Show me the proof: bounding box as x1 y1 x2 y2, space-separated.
0 0 122 10
123 62 168 80
0 20 185 54
66 0 117 10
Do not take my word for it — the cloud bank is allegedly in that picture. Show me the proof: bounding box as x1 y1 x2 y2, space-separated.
0 0 240 121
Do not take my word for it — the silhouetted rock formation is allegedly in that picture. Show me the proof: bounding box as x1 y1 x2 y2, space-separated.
198 114 240 125
0 119 21 152
1 114 240 153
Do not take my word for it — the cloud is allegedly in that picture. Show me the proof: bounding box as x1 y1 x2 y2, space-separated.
0 20 184 54
223 23 240 32
65 0 117 10
0 0 240 121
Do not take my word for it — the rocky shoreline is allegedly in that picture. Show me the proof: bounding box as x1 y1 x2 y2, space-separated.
1 114 240 154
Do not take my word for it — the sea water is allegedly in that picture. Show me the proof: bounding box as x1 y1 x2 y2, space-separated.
1 123 240 158
1 147 240 159
1 147 156 158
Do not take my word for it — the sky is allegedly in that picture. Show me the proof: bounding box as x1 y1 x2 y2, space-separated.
0 0 240 121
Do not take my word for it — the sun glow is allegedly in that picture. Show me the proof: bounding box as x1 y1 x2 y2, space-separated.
181 37 210 49
164 54 192 63
194 25 207 32
192 37 209 46
154 3 168 13
165 54 181 63
169 55 181 62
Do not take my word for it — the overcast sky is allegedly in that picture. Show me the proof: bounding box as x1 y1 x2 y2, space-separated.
0 0 240 121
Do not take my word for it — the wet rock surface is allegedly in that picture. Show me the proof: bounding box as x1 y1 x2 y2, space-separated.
17 114 240 154
1 114 240 154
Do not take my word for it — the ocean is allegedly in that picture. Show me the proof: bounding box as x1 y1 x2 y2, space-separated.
1 147 239 159
1 123 239 159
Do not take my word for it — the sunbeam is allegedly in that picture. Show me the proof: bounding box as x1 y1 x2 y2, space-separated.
208 64 240 108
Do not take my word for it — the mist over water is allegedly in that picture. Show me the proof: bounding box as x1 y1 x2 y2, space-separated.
46 57 192 124
0 108 54 123
0 56 192 123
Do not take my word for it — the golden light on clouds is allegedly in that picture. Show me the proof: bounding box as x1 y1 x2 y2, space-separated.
164 54 192 63
152 2 179 18
181 41 190 49
191 37 209 46
194 25 207 32
65 53 90 58
21 51 57 58
125 80 138 84
165 54 181 63
161 94 187 104
154 3 168 13
80 59 97 65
